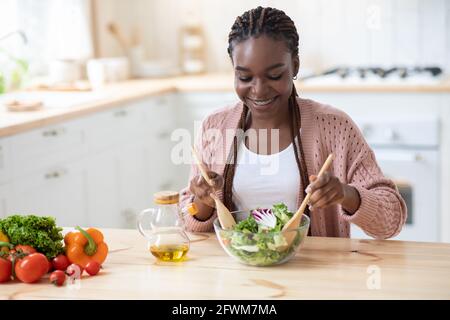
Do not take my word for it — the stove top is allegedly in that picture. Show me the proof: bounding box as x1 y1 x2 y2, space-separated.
301 66 444 85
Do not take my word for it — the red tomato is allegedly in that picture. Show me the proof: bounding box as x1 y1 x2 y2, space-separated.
47 259 53 273
85 261 101 276
0 257 12 283
52 254 70 271
14 245 36 255
15 253 48 283
49 270 66 286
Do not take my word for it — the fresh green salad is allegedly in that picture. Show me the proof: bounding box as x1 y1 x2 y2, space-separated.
219 203 308 266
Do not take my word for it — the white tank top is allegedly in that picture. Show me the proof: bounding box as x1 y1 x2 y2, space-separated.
232 140 300 213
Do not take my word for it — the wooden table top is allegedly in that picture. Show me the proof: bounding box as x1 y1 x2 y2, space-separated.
1 228 450 300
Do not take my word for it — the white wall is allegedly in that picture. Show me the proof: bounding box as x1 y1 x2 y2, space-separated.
95 0 450 73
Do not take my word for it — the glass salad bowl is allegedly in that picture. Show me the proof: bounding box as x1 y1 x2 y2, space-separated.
213 210 310 267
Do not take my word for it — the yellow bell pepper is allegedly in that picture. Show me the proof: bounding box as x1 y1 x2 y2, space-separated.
0 231 12 253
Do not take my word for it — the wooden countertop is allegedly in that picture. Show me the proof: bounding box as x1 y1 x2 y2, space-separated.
1 228 449 300
1 73 450 138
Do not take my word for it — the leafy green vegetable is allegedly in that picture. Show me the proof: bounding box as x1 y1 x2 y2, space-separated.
234 214 258 233
272 203 294 231
224 229 302 266
0 215 64 259
219 203 306 266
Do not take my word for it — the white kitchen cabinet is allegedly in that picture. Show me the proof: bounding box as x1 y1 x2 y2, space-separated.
0 184 11 219
3 117 88 227
84 95 177 229
9 118 87 180
140 94 185 193
301 92 441 119
140 94 176 133
439 94 450 243
142 137 178 196
0 137 11 184
85 142 150 229
115 142 148 228
84 149 121 228
7 160 87 227
84 103 144 153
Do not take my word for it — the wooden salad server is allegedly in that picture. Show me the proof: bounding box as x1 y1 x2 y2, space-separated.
191 146 236 229
281 153 334 248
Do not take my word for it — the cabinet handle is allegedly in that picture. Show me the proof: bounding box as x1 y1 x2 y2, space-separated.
43 130 57 137
44 169 67 179
45 172 58 179
42 128 66 137
113 110 128 117
157 131 171 139
154 97 166 106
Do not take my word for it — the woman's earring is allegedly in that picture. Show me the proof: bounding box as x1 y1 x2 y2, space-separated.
293 75 298 80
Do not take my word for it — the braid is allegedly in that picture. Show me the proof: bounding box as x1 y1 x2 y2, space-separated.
289 86 311 217
224 6 309 214
228 6 299 57
249 9 254 34
257 7 267 30
223 104 249 211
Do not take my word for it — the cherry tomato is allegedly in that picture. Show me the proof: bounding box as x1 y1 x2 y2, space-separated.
52 254 70 271
15 253 48 283
14 245 36 255
85 261 101 276
0 257 12 283
49 270 66 286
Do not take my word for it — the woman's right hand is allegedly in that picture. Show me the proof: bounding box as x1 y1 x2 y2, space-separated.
189 171 224 208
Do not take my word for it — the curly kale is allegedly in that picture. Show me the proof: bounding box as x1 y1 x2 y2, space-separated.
0 215 64 259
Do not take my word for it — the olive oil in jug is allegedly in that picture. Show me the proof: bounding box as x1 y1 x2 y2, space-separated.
137 191 191 262
149 244 189 262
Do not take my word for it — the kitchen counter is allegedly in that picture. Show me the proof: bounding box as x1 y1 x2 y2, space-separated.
1 228 450 300
1 73 450 138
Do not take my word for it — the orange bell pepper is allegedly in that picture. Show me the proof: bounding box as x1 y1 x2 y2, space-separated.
64 226 108 268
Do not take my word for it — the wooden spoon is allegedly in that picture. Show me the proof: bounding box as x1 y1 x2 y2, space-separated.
191 146 236 229
281 153 334 247
209 193 236 230
107 22 128 53
191 146 213 186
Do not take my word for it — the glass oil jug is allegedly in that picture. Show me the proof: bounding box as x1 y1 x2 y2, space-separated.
137 191 190 262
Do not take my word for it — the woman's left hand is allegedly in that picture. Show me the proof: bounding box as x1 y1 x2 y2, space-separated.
306 171 361 214
306 171 345 211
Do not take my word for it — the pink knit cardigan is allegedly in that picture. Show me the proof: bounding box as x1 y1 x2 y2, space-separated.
180 97 407 239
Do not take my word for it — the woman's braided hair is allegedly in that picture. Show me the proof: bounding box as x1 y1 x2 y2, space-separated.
224 6 310 215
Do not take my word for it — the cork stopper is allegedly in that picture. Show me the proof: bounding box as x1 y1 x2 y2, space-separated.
154 191 179 205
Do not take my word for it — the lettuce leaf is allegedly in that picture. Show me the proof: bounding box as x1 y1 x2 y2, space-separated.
0 215 64 259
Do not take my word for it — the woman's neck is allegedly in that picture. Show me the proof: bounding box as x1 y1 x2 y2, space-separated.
247 106 291 130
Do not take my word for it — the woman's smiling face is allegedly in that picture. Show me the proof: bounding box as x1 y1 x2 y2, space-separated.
231 35 299 120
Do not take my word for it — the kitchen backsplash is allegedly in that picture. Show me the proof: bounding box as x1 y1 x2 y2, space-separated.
96 0 450 74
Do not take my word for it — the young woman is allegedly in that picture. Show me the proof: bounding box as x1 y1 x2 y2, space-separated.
180 6 407 239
